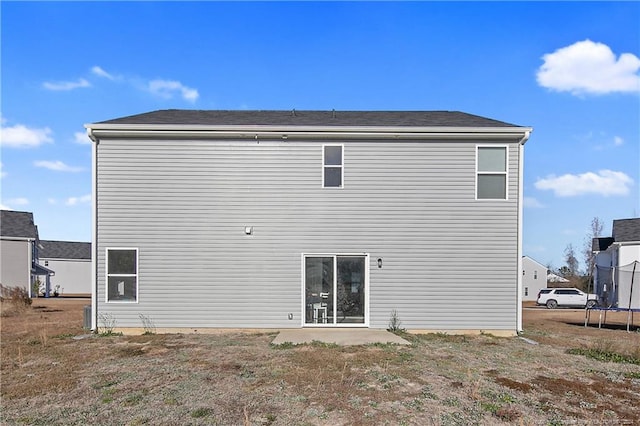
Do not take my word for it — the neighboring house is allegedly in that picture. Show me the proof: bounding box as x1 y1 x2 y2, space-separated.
522 256 547 301
0 210 54 296
593 218 640 309
546 273 570 285
86 109 532 334
38 240 91 297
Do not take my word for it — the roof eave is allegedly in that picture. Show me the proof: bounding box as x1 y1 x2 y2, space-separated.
85 124 533 142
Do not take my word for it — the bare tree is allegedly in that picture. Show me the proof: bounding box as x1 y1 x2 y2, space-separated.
582 217 604 292
563 243 579 277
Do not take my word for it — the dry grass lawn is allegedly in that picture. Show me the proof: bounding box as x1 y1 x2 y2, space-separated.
1 298 639 425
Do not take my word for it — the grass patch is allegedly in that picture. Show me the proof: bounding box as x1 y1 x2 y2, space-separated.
566 348 640 365
271 341 297 349
624 371 640 379
191 407 213 418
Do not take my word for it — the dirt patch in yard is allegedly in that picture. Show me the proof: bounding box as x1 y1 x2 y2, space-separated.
2 299 639 425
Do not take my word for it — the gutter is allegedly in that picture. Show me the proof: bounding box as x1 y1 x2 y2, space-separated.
85 124 533 141
89 128 98 332
611 241 640 246
516 129 532 333
1 236 36 242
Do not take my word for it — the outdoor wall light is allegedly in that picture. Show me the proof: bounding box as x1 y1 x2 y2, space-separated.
244 226 253 235
377 258 383 268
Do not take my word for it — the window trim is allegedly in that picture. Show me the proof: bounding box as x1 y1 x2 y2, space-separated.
476 145 509 200
322 144 344 189
105 247 139 303
301 252 369 327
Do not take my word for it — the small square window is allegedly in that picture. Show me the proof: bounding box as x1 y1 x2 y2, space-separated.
106 248 138 302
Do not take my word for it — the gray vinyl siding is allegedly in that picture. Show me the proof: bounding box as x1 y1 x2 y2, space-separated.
0 239 30 290
96 138 521 330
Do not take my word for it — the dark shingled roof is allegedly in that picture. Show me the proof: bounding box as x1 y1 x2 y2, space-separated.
592 237 615 252
96 109 523 128
40 240 91 260
0 210 38 239
612 218 640 242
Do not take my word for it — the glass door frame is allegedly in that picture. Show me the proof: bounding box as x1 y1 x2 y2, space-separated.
301 253 370 328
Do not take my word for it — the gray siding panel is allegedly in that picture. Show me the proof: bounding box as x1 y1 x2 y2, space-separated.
96 139 521 330
1 239 30 290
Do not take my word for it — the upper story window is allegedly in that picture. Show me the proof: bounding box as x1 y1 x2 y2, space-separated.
323 145 343 188
477 146 507 200
106 248 138 302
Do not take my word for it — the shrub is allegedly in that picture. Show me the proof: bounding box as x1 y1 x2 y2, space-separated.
139 314 156 335
0 284 32 314
387 309 405 333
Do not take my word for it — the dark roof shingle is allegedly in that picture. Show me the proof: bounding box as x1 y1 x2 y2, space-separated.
0 210 38 239
612 218 640 242
95 109 524 128
592 237 615 252
40 240 91 260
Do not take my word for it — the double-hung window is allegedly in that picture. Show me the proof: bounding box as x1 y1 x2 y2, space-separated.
106 248 138 302
323 145 343 188
477 146 508 199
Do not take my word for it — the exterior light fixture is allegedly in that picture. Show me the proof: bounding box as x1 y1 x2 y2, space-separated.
377 258 383 268
244 226 253 235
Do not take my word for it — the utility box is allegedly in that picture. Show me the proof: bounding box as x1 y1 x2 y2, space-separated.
83 305 92 329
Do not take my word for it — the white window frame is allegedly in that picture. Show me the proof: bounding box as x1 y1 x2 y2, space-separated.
301 253 369 328
476 145 509 200
105 247 139 303
322 144 344 189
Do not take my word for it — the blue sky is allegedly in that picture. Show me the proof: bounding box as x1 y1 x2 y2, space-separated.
1 1 639 271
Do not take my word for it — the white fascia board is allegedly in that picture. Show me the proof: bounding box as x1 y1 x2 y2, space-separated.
40 257 91 262
86 123 533 141
1 236 35 242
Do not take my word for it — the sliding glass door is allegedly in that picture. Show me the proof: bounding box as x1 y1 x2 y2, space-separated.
304 255 367 326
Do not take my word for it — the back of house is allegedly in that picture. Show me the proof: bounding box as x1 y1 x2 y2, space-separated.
39 240 92 297
86 110 532 334
593 218 640 309
0 210 53 296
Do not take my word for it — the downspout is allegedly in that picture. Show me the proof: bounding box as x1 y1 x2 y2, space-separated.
516 130 531 333
88 127 98 332
27 238 33 297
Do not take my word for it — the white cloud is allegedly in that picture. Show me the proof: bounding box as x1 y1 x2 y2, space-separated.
34 160 84 172
74 131 92 145
148 79 199 102
0 123 53 148
91 65 116 80
0 204 11 210
6 197 29 206
43 78 91 91
535 169 633 197
536 40 640 95
65 194 91 206
613 136 624 146
523 197 544 208
48 198 57 205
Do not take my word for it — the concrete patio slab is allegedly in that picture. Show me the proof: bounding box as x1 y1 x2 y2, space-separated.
272 328 411 346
